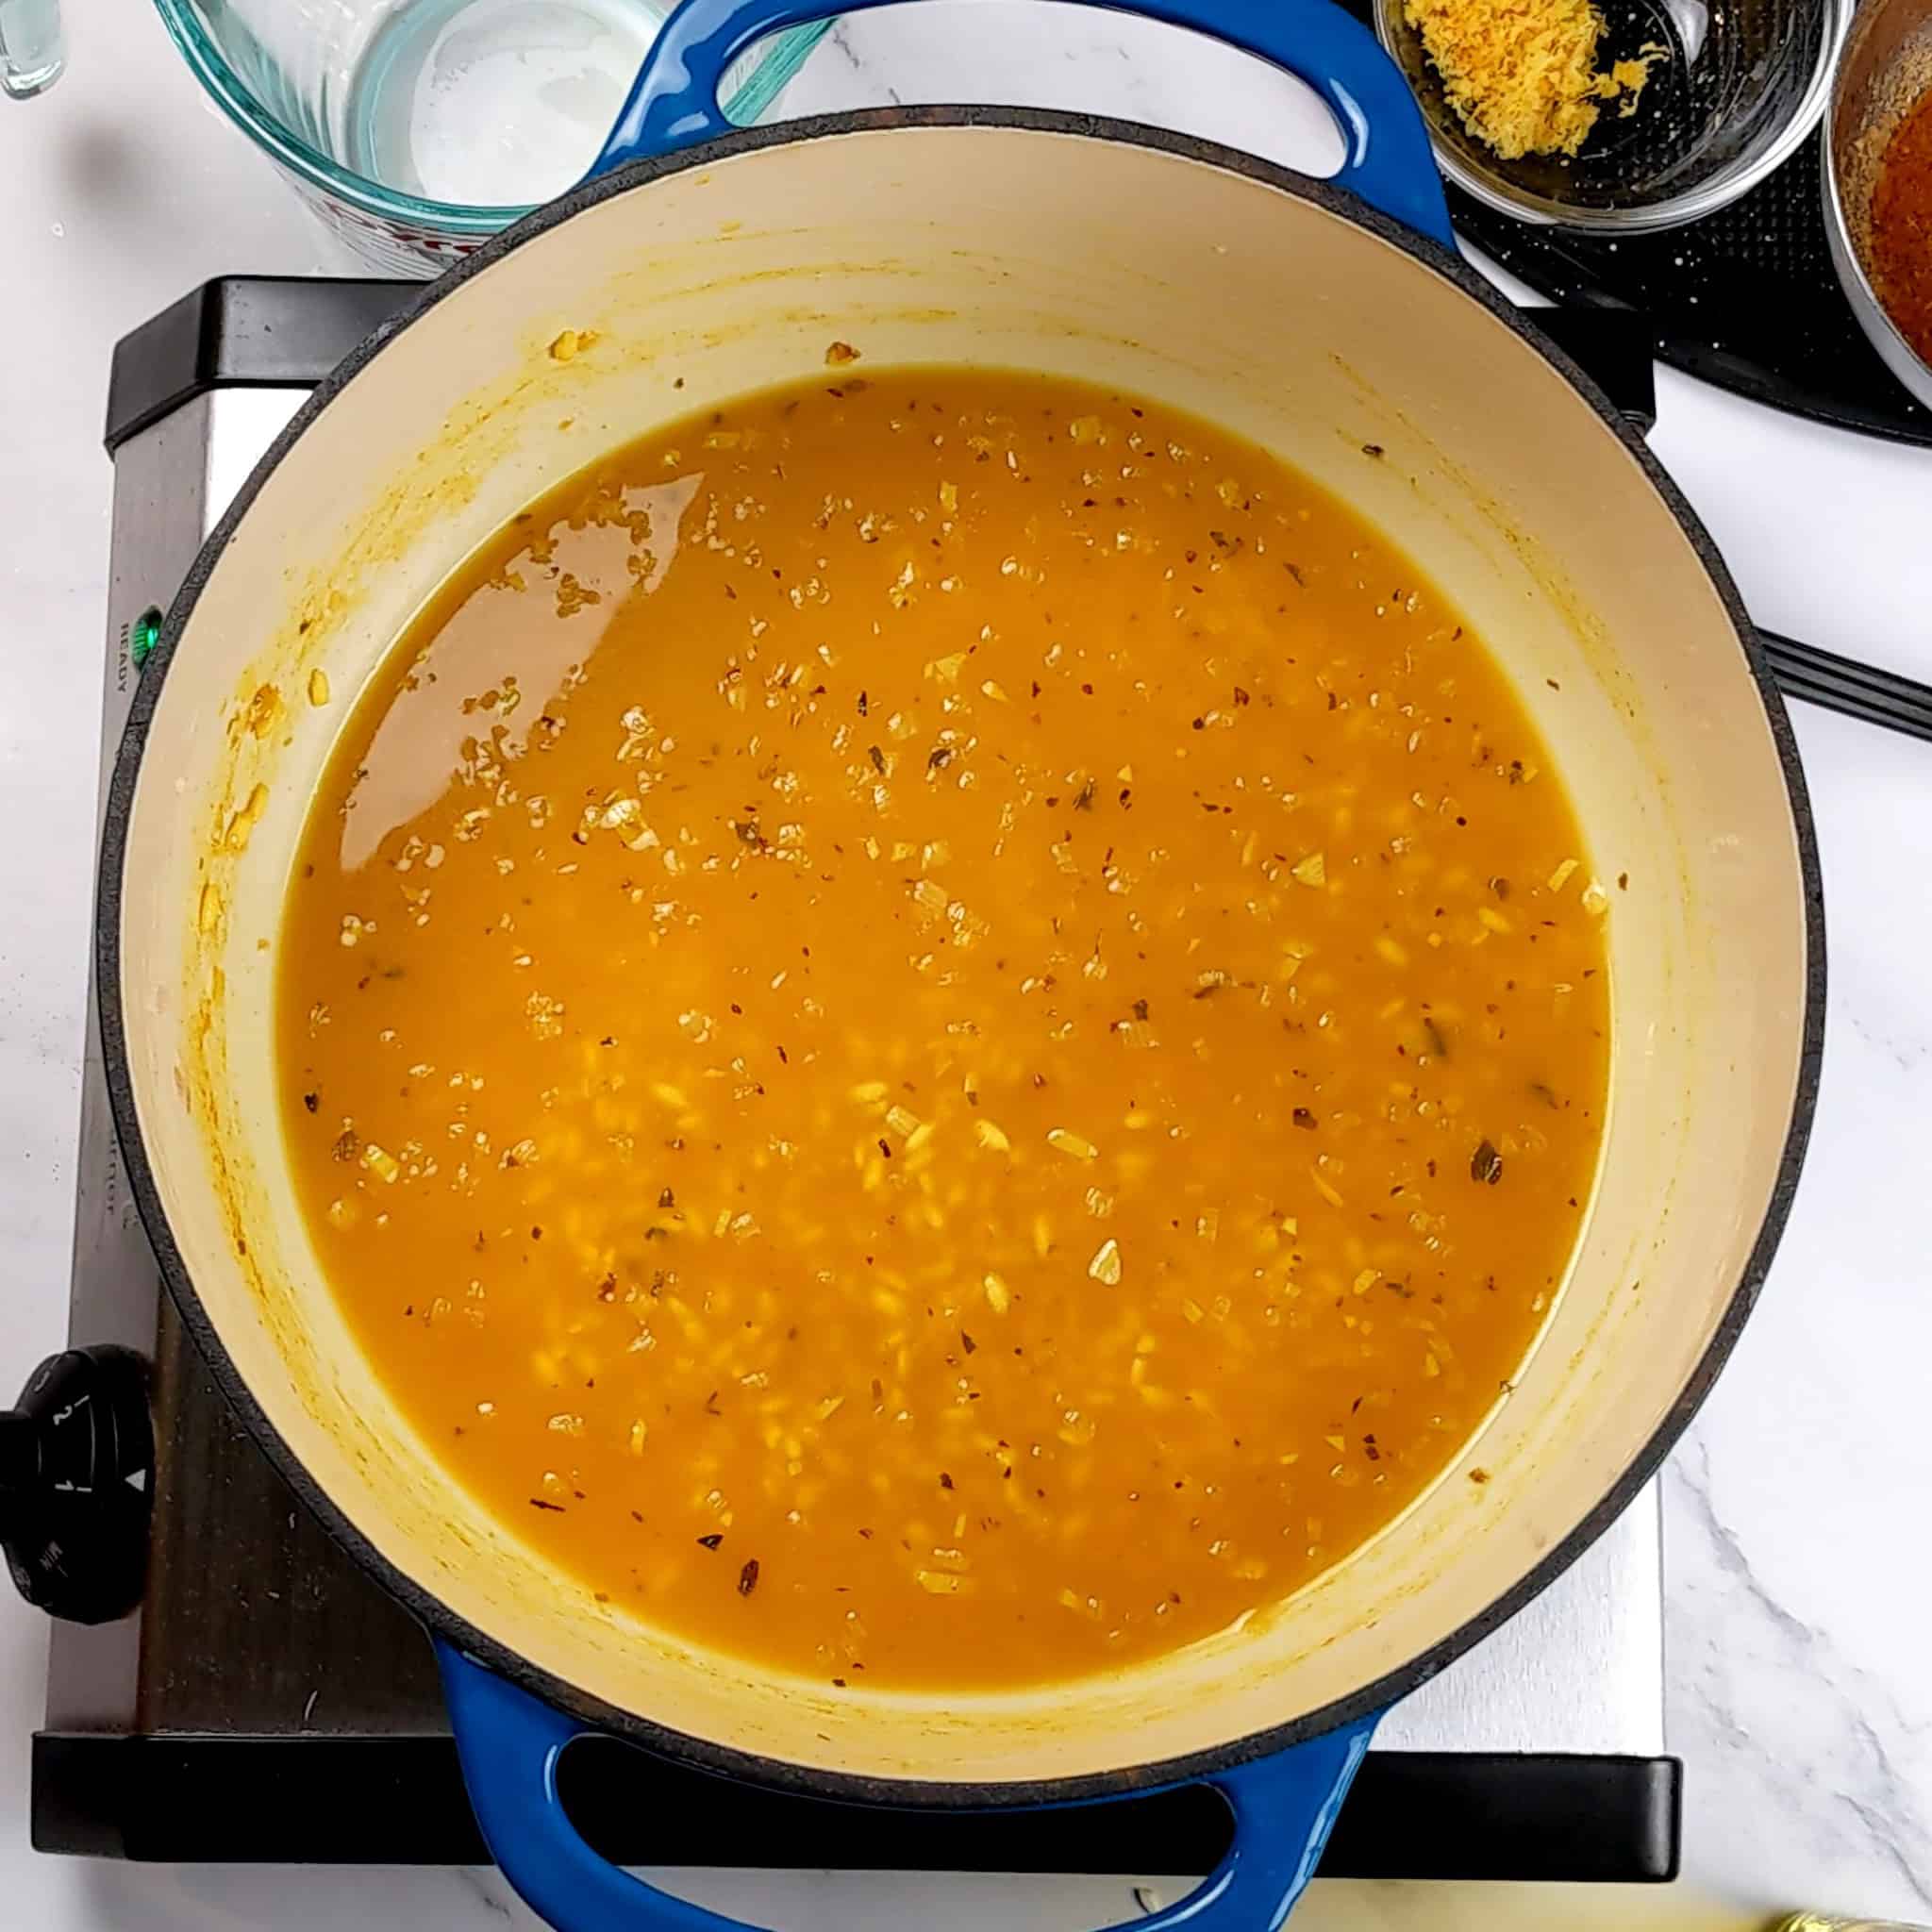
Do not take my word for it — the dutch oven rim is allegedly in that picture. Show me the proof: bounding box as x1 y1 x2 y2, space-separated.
97 103 1826 1813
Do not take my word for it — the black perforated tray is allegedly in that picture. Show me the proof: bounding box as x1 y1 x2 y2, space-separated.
1448 142 1932 447
1332 0 1931 449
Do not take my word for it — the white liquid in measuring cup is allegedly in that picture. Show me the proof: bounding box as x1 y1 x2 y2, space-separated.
342 0 667 208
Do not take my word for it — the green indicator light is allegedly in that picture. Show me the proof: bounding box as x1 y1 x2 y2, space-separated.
130 606 163 670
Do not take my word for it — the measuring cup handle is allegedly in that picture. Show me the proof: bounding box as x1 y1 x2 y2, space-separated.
441 1640 1379 1932
587 0 1453 249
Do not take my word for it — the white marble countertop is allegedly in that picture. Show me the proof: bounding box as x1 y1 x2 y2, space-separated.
2 5 1929 1928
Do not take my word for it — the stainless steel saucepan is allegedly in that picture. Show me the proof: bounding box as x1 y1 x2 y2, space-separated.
1824 0 1932 408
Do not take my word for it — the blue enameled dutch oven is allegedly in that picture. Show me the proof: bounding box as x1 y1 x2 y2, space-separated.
100 0 1822 1924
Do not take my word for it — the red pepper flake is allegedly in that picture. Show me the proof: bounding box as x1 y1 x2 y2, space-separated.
738 1557 761 1597
696 1533 724 1550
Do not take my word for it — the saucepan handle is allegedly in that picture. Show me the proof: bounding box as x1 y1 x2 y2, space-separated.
587 0 1454 249
438 1640 1378 1931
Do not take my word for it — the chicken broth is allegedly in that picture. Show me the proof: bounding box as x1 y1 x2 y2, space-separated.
278 368 1609 1691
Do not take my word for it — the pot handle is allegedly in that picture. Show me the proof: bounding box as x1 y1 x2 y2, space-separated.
438 1639 1377 1931
587 0 1455 249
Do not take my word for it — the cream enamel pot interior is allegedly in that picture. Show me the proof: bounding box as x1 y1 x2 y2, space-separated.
101 0 1822 1924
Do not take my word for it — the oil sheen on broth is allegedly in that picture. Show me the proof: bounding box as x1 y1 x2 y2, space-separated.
279 369 1608 1692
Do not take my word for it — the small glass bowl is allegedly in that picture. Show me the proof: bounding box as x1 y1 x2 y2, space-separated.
152 0 832 275
1372 0 1850 231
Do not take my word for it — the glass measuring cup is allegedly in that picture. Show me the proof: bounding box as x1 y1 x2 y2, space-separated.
151 0 831 273
0 0 64 97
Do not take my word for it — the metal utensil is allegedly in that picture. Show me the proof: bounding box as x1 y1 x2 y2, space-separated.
1823 0 1932 409
1760 629 1932 743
